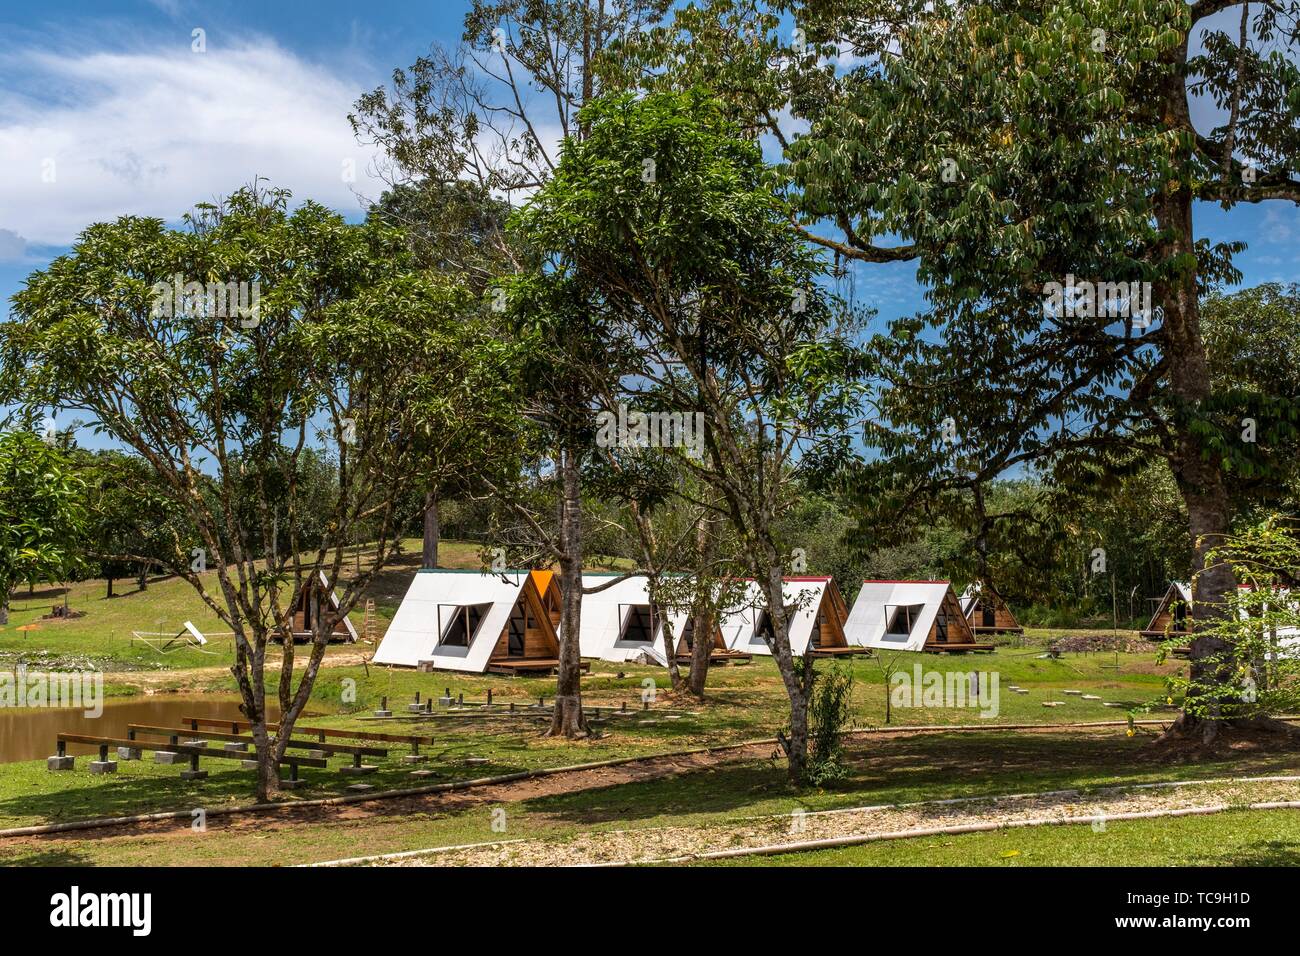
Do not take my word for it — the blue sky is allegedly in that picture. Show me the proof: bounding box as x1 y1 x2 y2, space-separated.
2 1 1297 446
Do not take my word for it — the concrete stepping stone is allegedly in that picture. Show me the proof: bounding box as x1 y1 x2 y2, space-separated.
1062 690 1083 696
1082 694 1101 700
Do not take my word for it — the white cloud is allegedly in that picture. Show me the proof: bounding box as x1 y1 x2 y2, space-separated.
0 37 384 247
0 229 28 262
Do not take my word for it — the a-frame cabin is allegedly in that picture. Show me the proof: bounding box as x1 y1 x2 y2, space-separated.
578 573 752 666
672 611 753 665
730 577 869 658
959 583 1024 636
845 580 994 653
1140 582 1193 641
283 570 358 643
373 569 585 675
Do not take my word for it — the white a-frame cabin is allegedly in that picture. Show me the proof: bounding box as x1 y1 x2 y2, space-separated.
726 576 866 658
373 568 577 674
579 573 752 665
844 580 992 654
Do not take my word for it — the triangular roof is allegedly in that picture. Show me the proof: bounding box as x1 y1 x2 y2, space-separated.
843 580 958 652
725 577 845 656
291 569 359 642
959 582 1022 631
373 569 546 671
578 573 692 665
1141 581 1193 635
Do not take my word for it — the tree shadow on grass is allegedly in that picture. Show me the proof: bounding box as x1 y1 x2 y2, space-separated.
516 730 1300 828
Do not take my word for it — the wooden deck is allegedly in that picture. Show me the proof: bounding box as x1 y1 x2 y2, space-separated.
808 645 872 658
673 650 753 665
486 658 592 676
924 641 996 654
971 626 1023 635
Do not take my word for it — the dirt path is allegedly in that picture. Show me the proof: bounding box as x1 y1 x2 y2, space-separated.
366 777 1300 867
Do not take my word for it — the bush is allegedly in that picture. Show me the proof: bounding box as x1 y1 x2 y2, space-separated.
805 664 855 786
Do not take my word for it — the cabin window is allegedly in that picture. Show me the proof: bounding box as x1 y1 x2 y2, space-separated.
507 603 526 656
811 613 824 648
1173 601 1188 631
885 604 924 639
620 604 655 643
935 610 948 643
753 606 797 646
681 617 696 650
982 605 996 629
441 603 491 647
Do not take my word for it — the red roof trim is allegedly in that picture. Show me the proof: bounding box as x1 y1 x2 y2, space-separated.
861 579 952 585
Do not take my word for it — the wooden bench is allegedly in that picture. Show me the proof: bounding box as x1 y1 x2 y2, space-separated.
182 716 434 756
127 724 387 772
924 642 996 654
51 733 326 782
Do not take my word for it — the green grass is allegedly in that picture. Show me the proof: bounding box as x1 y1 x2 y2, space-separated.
0 643 1188 832
6 726 1300 866
0 552 1214 867
699 807 1300 867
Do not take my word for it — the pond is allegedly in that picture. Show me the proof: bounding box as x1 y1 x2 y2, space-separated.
0 695 280 764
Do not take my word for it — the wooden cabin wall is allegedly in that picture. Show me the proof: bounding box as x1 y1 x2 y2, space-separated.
490 580 560 660
926 591 975 646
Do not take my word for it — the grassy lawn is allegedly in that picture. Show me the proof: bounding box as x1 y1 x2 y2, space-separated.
0 551 1237 867
5 727 1300 866
700 807 1300 867
0 636 1191 831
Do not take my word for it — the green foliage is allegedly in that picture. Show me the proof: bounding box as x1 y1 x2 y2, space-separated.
0 429 87 603
803 663 856 786
1152 516 1300 722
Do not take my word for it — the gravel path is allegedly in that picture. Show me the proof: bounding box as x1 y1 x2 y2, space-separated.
364 777 1300 867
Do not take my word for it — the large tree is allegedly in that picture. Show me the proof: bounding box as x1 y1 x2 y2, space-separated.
627 0 1300 743
513 89 869 778
2 184 501 799
352 2 676 735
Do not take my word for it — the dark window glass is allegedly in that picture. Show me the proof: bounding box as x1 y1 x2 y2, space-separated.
621 605 654 643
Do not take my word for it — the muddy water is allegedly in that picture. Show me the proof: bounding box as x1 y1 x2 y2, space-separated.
0 696 280 763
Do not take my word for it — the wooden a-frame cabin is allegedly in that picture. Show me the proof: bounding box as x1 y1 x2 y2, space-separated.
959 583 1024 637
281 570 359 644
845 580 994 654
373 568 586 675
728 576 869 659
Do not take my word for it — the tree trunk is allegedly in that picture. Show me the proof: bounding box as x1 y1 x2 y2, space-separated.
686 514 717 698
659 604 685 692
687 604 714 698
422 491 440 569
0 596 8 626
759 563 809 783
1155 72 1237 745
138 566 148 591
106 576 114 599
548 446 588 738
